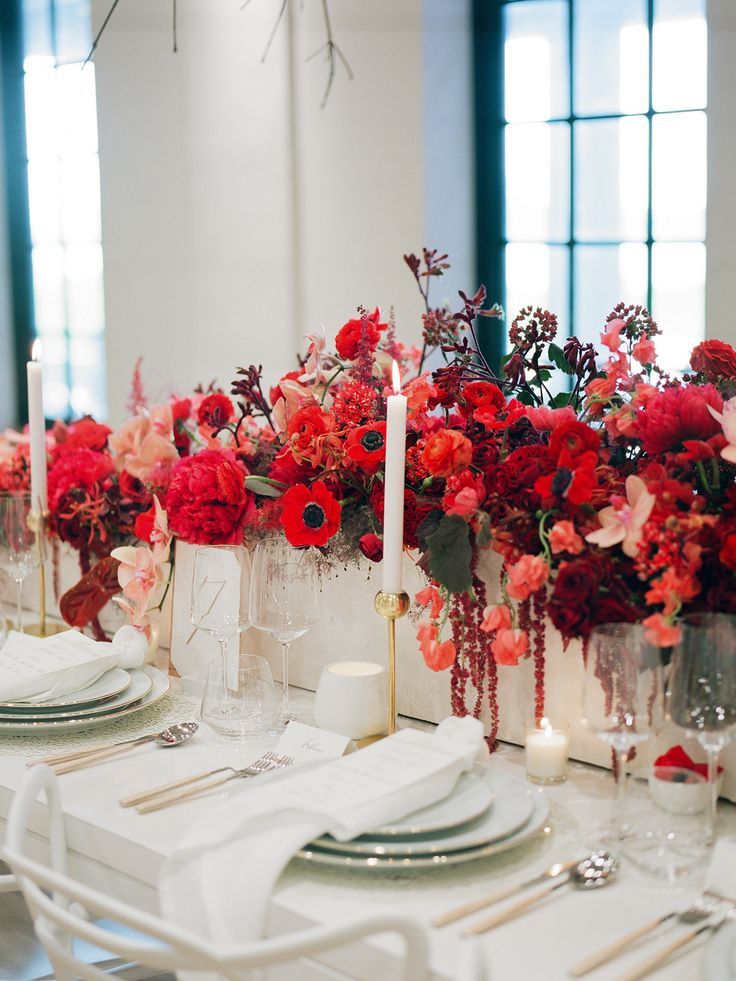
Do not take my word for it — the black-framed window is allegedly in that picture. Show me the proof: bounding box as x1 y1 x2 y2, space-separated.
475 0 706 375
2 0 107 422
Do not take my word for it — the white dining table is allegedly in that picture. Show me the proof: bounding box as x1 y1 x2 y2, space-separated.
0 680 734 981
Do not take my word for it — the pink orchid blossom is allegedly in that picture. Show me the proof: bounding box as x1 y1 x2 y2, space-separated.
111 544 166 627
708 396 736 465
300 330 328 385
109 405 179 484
271 379 319 433
585 475 655 558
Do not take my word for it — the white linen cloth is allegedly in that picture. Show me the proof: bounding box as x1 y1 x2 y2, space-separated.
0 629 119 703
160 717 487 953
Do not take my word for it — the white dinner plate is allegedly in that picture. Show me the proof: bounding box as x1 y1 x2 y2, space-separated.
297 775 549 870
0 670 152 721
0 667 169 734
367 772 494 837
705 923 736 981
0 667 132 712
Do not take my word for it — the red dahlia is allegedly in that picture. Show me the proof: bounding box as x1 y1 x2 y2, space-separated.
280 480 341 547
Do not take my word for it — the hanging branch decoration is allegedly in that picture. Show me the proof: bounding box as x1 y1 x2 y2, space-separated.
85 0 352 106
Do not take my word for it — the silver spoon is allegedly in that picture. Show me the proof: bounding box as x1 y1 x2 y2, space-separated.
49 722 199 775
462 851 617 936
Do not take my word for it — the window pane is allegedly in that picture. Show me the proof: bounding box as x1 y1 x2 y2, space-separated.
43 363 71 419
505 122 570 242
506 244 570 339
32 244 66 334
27 158 62 243
574 0 648 116
574 116 648 241
24 60 59 160
653 0 707 111
55 0 93 64
573 244 648 347
57 63 99 156
504 1 569 122
651 243 705 373
60 154 102 242
652 111 706 240
70 335 107 419
65 243 105 335
23 0 54 60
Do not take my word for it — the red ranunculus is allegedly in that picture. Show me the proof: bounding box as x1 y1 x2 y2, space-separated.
287 405 334 457
462 381 505 414
166 449 253 545
548 421 600 462
47 449 115 512
334 308 387 361
197 393 234 428
345 422 386 475
62 417 112 453
268 445 318 486
280 480 341 547
636 384 723 454
422 429 473 478
690 339 736 381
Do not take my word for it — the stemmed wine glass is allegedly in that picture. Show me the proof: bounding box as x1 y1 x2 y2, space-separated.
668 613 736 846
189 545 251 722
249 538 319 723
0 493 43 632
582 623 666 849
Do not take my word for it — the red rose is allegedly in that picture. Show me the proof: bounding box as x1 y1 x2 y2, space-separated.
636 384 723 455
134 507 156 543
422 429 473 478
334 308 387 361
197 393 234 428
462 381 505 412
280 480 341 547
690 339 736 381
166 449 253 545
548 421 600 462
345 422 386 475
359 533 383 562
287 405 334 457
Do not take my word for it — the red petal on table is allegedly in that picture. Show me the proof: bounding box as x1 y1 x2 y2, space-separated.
59 557 121 629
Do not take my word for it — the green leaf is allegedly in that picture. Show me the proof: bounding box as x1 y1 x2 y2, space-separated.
416 509 443 552
548 342 573 374
517 390 536 405
551 391 571 408
425 514 473 593
244 475 286 498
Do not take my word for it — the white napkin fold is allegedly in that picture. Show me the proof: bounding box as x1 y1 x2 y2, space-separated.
0 630 119 703
160 717 487 957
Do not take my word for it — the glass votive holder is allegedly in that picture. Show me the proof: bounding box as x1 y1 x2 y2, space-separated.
525 717 570 785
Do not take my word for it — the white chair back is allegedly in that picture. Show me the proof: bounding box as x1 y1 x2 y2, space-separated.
4 765 431 980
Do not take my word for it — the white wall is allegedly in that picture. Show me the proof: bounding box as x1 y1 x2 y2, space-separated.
93 0 473 424
0 68 17 429
706 0 736 344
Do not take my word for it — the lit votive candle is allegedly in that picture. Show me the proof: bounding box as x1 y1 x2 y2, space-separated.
525 717 570 785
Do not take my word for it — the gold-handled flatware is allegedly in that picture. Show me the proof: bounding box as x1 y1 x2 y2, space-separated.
433 858 581 928
617 909 735 981
462 852 617 937
119 749 292 808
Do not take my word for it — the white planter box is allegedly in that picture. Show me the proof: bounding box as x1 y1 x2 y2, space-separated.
170 541 736 801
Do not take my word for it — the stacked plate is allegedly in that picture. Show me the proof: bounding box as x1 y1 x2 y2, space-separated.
0 665 170 734
298 769 550 870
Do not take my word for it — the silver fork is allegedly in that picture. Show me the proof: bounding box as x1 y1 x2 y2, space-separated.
119 751 293 812
569 891 724 976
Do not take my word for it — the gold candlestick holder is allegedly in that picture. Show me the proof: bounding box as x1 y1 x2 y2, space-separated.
25 510 66 638
374 590 410 735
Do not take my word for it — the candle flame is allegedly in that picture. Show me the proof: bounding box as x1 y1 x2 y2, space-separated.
31 339 42 362
544 723 554 738
392 359 401 394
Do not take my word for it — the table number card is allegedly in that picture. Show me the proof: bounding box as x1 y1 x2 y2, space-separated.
275 721 351 763
0 630 119 703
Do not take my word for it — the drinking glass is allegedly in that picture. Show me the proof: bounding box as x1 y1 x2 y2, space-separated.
200 653 276 738
189 545 251 715
668 613 736 846
249 538 319 723
581 623 666 849
0 494 43 632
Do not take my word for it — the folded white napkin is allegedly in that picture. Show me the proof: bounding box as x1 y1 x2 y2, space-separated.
0 630 119 703
160 717 487 957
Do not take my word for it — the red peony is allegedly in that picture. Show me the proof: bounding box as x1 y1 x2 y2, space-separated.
345 422 386 475
334 308 387 361
690 339 736 381
166 449 253 545
197 393 234 428
47 449 115 512
636 384 723 454
422 429 473 478
61 417 111 453
280 480 341 547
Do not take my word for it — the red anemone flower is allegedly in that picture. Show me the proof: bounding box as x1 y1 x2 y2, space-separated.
345 422 387 475
280 480 341 547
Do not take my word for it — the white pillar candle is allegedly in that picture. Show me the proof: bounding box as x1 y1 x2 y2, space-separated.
26 339 47 513
382 361 407 594
525 717 569 785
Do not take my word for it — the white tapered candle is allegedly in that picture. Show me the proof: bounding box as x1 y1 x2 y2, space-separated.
26 339 47 513
382 361 407 594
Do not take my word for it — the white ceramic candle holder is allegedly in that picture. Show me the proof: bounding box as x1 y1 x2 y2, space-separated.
314 661 388 740
525 717 570 785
